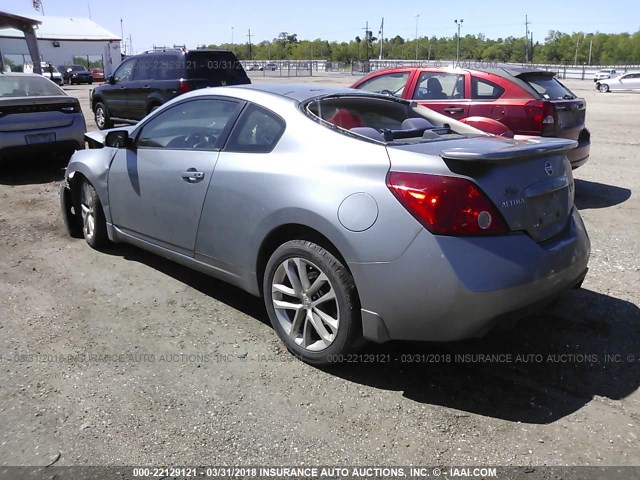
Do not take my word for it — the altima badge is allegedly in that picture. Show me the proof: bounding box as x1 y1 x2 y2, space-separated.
544 161 553 176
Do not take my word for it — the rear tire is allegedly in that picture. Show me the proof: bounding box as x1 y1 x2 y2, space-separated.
263 240 361 365
94 102 113 130
78 180 109 249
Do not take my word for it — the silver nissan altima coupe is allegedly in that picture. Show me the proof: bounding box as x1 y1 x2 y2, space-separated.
60 84 590 365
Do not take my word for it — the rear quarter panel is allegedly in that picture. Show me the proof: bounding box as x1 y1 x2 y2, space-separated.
193 103 424 285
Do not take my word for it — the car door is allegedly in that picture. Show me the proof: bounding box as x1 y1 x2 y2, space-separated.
619 73 640 90
194 103 286 273
467 75 510 123
102 57 136 118
108 97 243 256
125 55 153 120
409 71 469 120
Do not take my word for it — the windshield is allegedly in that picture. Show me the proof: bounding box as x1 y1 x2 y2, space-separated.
519 74 576 100
0 75 66 97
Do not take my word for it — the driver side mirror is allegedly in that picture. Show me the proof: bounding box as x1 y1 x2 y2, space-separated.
105 130 134 149
108 75 116 85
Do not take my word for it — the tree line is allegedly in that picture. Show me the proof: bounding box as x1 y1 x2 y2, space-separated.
207 30 640 65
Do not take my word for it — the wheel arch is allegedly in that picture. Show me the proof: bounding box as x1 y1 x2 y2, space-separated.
255 223 353 298
458 116 514 137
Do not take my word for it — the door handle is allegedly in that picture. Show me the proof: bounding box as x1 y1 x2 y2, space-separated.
444 107 464 114
181 169 205 182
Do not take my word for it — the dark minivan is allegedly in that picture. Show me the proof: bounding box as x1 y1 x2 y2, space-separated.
91 48 250 129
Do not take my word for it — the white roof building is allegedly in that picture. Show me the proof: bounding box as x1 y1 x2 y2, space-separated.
1 15 120 41
1 12 122 76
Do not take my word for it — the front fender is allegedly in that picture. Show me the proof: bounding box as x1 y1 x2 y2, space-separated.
66 148 117 223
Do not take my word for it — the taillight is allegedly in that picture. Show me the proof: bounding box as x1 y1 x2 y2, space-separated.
525 100 555 135
386 172 509 235
178 80 194 94
61 103 81 113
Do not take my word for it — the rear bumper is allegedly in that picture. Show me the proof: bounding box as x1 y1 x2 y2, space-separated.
0 115 85 158
350 208 590 343
514 128 590 169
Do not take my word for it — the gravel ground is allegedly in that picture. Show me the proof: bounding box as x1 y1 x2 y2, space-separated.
0 75 638 469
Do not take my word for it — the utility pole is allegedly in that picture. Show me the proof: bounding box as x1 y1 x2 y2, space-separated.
362 21 370 61
454 19 463 64
415 14 420 60
231 26 234 47
247 29 253 61
530 31 533 62
587 33 593 65
120 19 124 55
574 36 580 65
378 17 384 60
525 15 530 63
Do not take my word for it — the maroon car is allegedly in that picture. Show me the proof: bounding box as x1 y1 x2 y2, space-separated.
352 65 590 168
91 68 105 82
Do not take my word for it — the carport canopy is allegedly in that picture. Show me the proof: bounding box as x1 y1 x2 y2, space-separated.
0 11 42 74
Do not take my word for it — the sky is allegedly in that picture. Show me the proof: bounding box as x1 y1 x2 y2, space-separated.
2 0 639 54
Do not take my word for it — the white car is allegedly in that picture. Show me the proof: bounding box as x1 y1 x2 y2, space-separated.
593 68 617 82
40 62 64 86
596 71 640 92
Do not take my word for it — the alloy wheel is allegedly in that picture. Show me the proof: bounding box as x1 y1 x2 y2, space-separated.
271 257 339 352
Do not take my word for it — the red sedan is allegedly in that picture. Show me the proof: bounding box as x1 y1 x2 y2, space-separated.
352 65 590 168
91 68 105 82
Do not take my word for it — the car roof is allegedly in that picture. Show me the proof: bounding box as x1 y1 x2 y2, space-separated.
230 83 371 102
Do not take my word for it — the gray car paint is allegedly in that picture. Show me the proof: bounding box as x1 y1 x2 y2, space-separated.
63 84 590 343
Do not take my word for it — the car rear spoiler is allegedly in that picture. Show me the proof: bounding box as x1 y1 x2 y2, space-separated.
440 137 577 162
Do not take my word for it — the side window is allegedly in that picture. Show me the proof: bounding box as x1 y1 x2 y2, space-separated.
226 104 285 153
413 72 465 100
355 72 409 96
133 57 152 81
152 55 182 81
137 99 240 150
471 77 505 100
113 58 135 83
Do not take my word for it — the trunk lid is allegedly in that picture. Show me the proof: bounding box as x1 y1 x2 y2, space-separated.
0 96 80 131
387 136 577 243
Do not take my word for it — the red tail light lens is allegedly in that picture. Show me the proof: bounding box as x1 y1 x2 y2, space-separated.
387 172 509 235
178 80 194 94
524 100 555 134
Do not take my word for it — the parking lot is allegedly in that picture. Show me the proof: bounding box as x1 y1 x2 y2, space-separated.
0 75 638 468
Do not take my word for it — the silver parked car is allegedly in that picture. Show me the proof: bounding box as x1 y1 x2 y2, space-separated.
0 72 85 161
60 84 590 364
596 71 640 92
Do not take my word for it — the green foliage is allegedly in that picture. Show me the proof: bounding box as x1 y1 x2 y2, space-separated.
207 29 640 65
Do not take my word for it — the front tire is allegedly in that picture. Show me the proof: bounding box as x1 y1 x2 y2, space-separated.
78 180 108 249
598 83 610 92
94 102 113 130
263 240 361 365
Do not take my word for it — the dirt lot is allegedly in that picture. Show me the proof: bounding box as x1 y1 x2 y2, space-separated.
0 75 638 470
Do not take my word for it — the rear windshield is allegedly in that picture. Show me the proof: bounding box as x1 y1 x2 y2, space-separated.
519 74 575 100
185 51 248 80
0 75 66 97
